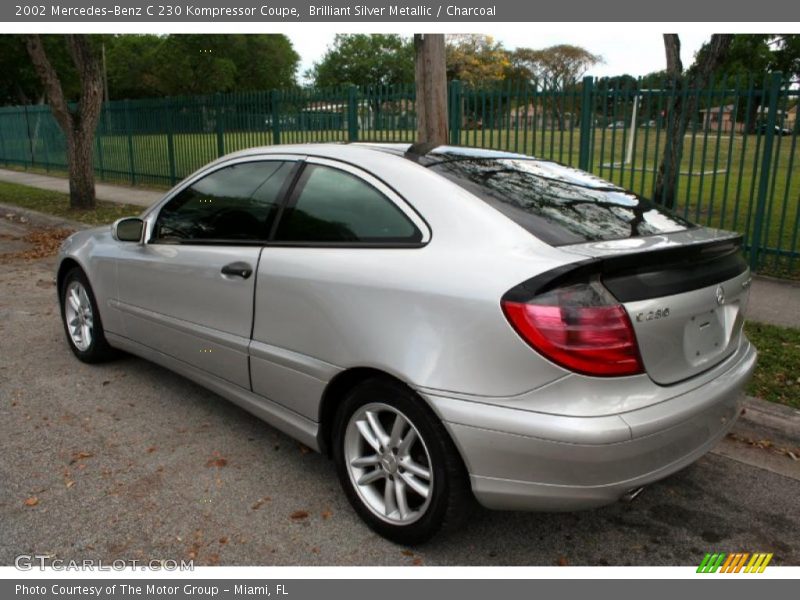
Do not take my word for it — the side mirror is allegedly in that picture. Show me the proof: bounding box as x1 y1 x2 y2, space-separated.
112 217 144 243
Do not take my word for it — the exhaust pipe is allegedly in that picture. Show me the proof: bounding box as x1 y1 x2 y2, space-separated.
621 487 645 503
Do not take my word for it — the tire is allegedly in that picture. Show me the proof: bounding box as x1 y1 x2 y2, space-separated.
59 267 118 363
332 377 473 545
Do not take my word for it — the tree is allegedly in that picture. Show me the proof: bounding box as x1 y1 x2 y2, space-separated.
149 34 299 97
0 35 81 105
691 34 800 133
102 34 299 99
25 34 104 209
0 36 43 105
695 34 800 84
445 34 509 87
653 34 733 209
414 34 448 145
104 34 162 99
505 45 601 132
508 44 602 88
770 35 800 82
308 34 414 88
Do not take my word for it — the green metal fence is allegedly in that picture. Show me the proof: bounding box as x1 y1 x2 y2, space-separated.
0 75 797 276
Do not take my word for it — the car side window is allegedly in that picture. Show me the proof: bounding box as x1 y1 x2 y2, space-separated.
274 164 422 244
153 161 293 242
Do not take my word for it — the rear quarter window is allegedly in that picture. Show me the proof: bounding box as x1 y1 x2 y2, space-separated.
429 158 692 246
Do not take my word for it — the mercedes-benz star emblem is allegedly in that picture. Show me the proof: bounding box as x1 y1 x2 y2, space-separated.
715 285 725 305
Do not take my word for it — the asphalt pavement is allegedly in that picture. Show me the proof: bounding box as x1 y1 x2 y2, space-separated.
0 210 798 566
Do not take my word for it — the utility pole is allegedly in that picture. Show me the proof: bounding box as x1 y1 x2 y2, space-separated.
414 34 448 145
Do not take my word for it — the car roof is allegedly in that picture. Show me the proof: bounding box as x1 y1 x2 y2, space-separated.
221 142 534 167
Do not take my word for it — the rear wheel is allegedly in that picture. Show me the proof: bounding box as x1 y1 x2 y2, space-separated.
59 267 118 363
332 378 473 544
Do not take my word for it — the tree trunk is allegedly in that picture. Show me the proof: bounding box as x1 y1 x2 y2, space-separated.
653 34 733 209
25 34 103 210
414 34 448 146
653 34 685 209
67 129 96 209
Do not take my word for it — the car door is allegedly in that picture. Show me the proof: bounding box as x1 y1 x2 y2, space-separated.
114 157 299 388
250 158 430 419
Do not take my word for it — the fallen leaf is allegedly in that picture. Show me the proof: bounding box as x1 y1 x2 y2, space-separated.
206 456 228 468
252 497 271 510
412 558 423 566
147 446 157 453
102 381 110 386
69 451 93 465
24 497 39 506
401 550 414 557
290 510 309 521
219 537 228 545
65 480 75 489
321 509 333 520
311 547 320 554
557 556 569 566
298 444 311 455
0 227 73 262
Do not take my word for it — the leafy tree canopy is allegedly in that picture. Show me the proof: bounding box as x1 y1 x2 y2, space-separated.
307 34 414 88
690 34 800 84
446 34 509 87
0 33 299 105
508 44 603 88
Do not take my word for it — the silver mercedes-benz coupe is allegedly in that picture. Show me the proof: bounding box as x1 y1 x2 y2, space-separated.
57 143 756 543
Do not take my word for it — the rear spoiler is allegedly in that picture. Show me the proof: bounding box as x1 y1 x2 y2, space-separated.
503 235 747 303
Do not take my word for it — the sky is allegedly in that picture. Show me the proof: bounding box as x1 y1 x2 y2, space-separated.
288 31 710 83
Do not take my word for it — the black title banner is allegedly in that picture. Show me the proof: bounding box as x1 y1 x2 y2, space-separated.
4 0 800 22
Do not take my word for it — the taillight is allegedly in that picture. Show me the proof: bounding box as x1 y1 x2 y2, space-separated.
501 278 644 377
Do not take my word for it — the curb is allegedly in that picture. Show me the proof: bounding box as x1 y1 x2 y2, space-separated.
0 201 91 231
740 395 800 441
753 273 800 289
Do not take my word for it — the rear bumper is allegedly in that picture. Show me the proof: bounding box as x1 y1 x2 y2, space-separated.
423 340 757 511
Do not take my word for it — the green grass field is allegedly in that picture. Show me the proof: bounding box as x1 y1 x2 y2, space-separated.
3 125 798 276
744 321 800 409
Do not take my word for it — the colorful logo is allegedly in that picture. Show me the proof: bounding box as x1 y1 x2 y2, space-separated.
697 552 773 573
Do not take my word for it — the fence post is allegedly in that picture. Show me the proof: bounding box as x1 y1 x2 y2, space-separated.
0 114 6 166
95 103 106 181
448 80 462 145
750 72 782 272
578 76 594 171
165 98 177 185
270 90 281 146
124 99 136 186
215 93 225 157
347 85 359 142
23 103 35 168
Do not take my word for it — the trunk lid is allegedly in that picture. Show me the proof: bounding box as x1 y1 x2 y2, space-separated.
562 230 750 385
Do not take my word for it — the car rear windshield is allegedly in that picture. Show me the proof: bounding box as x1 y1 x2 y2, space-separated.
428 158 693 246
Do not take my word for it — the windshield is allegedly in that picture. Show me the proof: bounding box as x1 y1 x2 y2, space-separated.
429 158 693 246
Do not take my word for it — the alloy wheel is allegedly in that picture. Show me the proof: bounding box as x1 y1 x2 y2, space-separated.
64 280 94 352
343 402 434 525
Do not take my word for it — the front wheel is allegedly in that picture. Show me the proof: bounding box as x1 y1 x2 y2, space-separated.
332 378 473 544
59 267 118 363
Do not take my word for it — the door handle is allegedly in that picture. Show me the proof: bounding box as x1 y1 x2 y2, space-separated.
221 262 253 279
